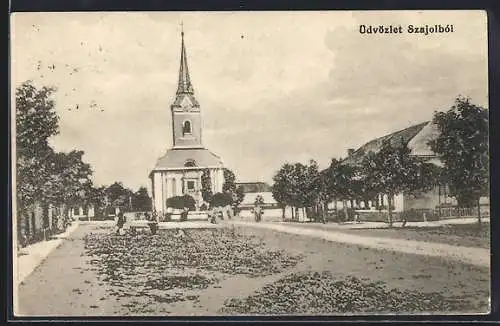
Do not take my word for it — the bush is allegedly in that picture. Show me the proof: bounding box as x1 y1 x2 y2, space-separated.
211 192 232 208
166 195 196 211
200 203 208 211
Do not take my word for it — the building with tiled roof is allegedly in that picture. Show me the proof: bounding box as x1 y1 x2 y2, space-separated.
149 29 225 214
334 120 454 214
342 121 430 166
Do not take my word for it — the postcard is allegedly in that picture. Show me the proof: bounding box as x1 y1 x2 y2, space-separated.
11 10 490 317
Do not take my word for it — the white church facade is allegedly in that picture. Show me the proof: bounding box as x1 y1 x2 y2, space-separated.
149 30 225 215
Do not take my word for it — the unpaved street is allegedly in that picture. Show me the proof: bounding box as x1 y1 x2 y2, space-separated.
16 223 490 316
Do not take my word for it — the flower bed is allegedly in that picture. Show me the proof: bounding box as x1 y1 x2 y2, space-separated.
83 228 303 309
220 271 487 314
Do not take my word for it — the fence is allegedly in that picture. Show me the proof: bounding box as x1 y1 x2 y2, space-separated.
323 205 489 223
437 205 490 219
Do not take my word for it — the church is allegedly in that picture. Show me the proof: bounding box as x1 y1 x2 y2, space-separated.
149 29 225 215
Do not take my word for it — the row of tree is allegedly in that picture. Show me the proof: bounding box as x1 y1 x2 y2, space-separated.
87 182 152 218
271 97 489 226
16 81 153 237
16 81 95 234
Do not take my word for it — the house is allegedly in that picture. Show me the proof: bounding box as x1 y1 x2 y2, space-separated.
69 205 95 220
149 29 225 216
237 182 279 209
336 120 489 216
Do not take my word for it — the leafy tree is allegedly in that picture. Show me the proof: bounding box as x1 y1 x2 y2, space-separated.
15 81 97 236
16 81 59 158
287 163 307 220
46 150 93 205
222 168 236 192
271 160 321 221
210 192 232 208
86 184 107 218
222 168 244 213
232 186 245 211
429 96 489 224
201 169 213 203
300 160 322 220
360 141 422 227
105 182 134 211
272 163 295 219
132 186 152 212
326 159 357 222
16 81 59 214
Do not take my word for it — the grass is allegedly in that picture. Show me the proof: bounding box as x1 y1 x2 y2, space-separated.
330 222 490 249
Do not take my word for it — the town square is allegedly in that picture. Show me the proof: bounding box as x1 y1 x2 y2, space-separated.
11 11 490 316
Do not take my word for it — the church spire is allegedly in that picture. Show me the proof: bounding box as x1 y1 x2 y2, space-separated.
176 22 194 95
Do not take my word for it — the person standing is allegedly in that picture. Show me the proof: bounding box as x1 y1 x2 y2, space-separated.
148 211 159 235
116 208 126 235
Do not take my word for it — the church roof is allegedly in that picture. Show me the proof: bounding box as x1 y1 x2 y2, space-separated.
172 28 200 108
342 121 430 166
153 147 224 170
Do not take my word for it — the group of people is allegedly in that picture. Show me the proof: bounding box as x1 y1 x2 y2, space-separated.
113 200 266 236
114 209 160 236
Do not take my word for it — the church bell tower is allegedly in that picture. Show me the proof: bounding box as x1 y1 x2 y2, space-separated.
171 27 203 149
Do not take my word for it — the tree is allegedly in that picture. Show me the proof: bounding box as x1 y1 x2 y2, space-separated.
15 81 98 236
105 182 134 212
326 159 357 222
272 163 295 220
132 186 152 212
16 81 59 159
47 150 93 203
16 81 59 217
300 160 322 220
210 192 232 208
222 168 245 214
360 140 422 227
429 96 489 224
222 168 237 192
86 184 107 219
271 161 321 221
232 186 245 213
201 169 213 203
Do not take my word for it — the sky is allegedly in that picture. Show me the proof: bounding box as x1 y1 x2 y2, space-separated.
11 11 488 193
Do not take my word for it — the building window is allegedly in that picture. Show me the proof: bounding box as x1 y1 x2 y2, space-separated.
184 159 196 167
187 181 195 191
73 207 79 216
172 179 177 196
183 120 192 135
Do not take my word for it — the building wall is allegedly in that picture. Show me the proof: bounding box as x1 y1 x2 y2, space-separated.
152 171 163 213
403 186 441 210
152 167 225 215
172 111 202 147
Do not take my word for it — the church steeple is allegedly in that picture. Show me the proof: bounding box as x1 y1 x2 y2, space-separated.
171 24 202 149
176 23 194 95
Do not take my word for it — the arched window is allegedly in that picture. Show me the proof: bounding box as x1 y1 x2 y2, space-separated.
184 159 196 167
182 120 192 135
